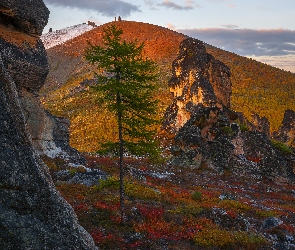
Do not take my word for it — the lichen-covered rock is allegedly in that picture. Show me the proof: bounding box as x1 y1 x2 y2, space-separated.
20 91 86 162
0 0 49 35
0 0 84 162
170 105 295 181
0 0 97 249
250 113 270 137
0 54 97 250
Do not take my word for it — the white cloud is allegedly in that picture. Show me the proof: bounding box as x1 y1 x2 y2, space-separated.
159 0 194 10
166 23 177 30
178 28 295 57
44 0 141 17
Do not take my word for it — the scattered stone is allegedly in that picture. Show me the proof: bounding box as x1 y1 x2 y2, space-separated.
68 169 107 187
260 217 283 231
219 193 237 200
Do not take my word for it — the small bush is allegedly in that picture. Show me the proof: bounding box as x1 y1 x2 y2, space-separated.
172 203 203 217
219 200 251 213
125 181 160 200
271 139 293 155
220 126 234 136
97 176 120 190
191 191 202 201
240 123 249 132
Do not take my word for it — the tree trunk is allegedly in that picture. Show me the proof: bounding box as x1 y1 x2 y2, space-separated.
117 88 125 223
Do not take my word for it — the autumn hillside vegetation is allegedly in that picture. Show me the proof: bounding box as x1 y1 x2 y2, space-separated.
42 21 295 152
206 44 295 131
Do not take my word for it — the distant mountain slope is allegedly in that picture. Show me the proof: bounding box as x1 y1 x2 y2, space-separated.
41 21 295 152
206 44 295 131
42 21 187 152
41 23 95 49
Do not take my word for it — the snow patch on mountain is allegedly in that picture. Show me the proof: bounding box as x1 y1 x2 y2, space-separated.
41 23 95 49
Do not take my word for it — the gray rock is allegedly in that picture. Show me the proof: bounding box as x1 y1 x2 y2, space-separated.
0 0 85 163
164 37 295 182
0 0 97 249
273 109 295 149
68 170 107 187
163 37 231 132
260 217 283 231
0 53 97 250
0 0 49 35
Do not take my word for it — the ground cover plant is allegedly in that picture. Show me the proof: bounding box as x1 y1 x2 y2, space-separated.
48 154 295 249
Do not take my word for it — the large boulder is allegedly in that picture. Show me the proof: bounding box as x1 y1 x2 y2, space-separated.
0 0 97 249
0 0 49 35
0 0 84 162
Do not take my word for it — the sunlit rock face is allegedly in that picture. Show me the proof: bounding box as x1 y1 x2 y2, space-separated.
0 0 96 249
163 38 231 131
163 38 295 183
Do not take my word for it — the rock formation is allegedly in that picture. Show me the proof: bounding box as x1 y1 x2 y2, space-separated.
273 109 295 149
0 0 84 163
163 38 231 132
164 38 295 182
0 0 97 249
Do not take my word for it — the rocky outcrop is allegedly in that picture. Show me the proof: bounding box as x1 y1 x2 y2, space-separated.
0 0 84 162
163 38 231 132
170 107 295 183
250 113 270 137
0 0 49 36
273 109 295 149
0 0 97 249
164 38 295 182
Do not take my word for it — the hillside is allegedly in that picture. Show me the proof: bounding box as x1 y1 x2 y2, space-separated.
42 21 295 152
206 44 295 131
42 21 187 152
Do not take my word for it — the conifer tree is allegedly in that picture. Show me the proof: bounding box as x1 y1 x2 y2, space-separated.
85 24 159 222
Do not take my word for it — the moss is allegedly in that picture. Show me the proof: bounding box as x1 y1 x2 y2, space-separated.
191 190 202 201
271 139 293 155
220 126 234 136
194 228 267 249
240 123 249 132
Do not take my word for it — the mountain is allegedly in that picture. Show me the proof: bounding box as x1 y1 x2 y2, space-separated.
41 21 188 152
41 21 295 154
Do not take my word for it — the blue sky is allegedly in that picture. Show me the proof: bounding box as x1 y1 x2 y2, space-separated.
43 0 295 72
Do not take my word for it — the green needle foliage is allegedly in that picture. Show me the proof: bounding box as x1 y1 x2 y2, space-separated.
85 24 160 222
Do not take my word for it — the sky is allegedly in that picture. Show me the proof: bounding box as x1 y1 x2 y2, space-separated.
43 0 295 73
